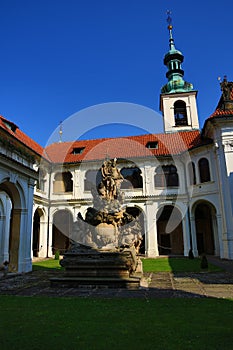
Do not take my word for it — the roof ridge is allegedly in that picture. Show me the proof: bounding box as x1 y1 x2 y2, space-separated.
46 130 200 148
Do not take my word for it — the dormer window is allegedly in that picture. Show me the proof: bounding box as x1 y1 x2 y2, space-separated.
2 119 17 132
174 100 188 126
146 141 158 149
72 147 85 155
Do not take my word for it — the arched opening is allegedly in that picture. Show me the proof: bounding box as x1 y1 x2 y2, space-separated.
120 167 142 189
36 168 46 192
84 169 102 191
174 100 188 126
52 210 73 255
154 165 179 187
125 206 145 254
157 205 184 255
32 208 45 257
53 171 73 193
198 158 210 183
195 202 215 255
0 181 22 271
188 161 196 185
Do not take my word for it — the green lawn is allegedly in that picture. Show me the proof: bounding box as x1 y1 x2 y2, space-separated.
1 258 229 349
32 258 63 270
32 257 223 273
142 257 223 273
0 296 232 350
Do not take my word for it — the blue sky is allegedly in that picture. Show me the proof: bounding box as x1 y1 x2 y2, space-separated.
0 0 232 146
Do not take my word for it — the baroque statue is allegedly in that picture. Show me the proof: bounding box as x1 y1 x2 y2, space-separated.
69 158 142 253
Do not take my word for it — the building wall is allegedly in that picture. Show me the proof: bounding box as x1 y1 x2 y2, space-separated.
0 151 37 272
33 141 233 259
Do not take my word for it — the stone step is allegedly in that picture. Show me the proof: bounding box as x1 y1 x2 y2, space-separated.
50 276 141 289
64 269 130 278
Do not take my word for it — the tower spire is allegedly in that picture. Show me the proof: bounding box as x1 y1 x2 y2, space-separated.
166 10 175 51
161 11 193 94
160 11 199 133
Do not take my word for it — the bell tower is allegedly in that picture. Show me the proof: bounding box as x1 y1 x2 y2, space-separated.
160 11 199 133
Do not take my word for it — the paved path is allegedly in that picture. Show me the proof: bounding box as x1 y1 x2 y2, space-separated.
1 258 233 299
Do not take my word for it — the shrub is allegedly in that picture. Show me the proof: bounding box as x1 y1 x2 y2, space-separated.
188 249 194 259
200 255 208 269
54 250 60 260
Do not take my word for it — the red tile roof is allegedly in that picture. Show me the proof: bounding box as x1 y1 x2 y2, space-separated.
209 109 233 118
0 115 212 165
45 130 210 164
0 115 44 156
208 86 233 119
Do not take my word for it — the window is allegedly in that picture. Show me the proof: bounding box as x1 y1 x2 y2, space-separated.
36 178 45 192
174 100 188 126
188 162 196 185
36 169 46 191
120 167 142 189
154 166 165 187
2 119 17 132
72 147 85 155
84 170 102 191
199 158 210 183
146 141 158 149
53 172 73 193
155 165 179 187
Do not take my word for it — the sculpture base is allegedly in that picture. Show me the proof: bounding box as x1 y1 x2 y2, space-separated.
50 276 141 289
50 245 142 290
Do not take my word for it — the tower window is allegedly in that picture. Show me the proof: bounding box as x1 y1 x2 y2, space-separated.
174 100 188 126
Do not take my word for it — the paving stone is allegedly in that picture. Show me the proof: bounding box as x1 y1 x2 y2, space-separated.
1 258 233 299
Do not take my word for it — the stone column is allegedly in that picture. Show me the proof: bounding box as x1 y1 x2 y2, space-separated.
215 139 233 257
182 212 191 256
145 201 158 257
47 220 53 257
9 208 21 272
18 208 31 273
216 214 228 259
190 214 198 257
0 196 12 262
0 215 5 261
143 165 153 196
38 219 48 258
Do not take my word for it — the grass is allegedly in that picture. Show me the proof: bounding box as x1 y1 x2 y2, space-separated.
0 296 232 350
33 256 223 273
32 258 63 271
2 258 229 349
142 257 223 273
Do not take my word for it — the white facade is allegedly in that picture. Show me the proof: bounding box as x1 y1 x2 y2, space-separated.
33 132 233 260
0 142 38 272
160 91 199 133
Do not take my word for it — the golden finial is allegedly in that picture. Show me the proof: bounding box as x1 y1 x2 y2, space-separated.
166 10 173 31
59 121 63 143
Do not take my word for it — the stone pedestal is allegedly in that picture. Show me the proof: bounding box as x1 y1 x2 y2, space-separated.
50 245 142 289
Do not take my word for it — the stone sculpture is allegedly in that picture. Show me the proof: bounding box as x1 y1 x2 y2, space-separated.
70 158 142 253
53 158 143 289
